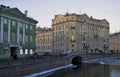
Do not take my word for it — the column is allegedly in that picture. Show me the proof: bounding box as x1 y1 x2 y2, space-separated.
8 18 10 43
17 21 20 44
23 23 25 44
1 17 3 42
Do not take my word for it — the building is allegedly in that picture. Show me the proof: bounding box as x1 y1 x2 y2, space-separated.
0 5 38 58
36 27 52 52
110 32 120 53
52 13 109 53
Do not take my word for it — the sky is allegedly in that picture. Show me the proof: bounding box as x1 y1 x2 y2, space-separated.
0 0 120 33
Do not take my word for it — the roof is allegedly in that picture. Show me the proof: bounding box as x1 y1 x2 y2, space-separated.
0 5 38 24
53 13 109 25
36 27 52 34
110 32 120 38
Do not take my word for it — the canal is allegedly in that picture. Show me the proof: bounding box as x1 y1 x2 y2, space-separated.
47 63 120 77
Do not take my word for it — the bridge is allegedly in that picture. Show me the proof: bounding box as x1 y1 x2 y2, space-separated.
65 51 120 65
0 51 120 77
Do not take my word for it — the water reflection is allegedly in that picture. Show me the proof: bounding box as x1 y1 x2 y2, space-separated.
47 63 120 77
110 65 120 77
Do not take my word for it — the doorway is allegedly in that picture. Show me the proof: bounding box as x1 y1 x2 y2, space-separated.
10 47 17 59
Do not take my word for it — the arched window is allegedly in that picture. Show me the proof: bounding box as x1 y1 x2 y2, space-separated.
20 49 23 55
30 49 33 54
25 49 28 54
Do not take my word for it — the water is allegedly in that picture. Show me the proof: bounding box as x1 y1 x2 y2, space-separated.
47 63 120 77
24 64 75 77
25 58 120 77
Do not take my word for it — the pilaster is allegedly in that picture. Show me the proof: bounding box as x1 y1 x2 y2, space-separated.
8 18 10 43
17 21 20 44
1 17 3 42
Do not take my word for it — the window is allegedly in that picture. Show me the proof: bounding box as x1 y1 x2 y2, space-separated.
19 22 22 28
26 24 28 29
30 25 33 30
12 20 15 26
4 18 7 24
19 33 22 43
83 37 85 40
12 32 15 42
20 49 23 54
72 44 74 47
0 31 1 42
25 34 28 42
66 28 68 33
25 49 28 54
30 49 33 54
3 31 8 42
71 36 75 41
0 25 1 42
30 35 33 43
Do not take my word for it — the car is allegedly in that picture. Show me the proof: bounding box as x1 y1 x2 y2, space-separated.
44 52 52 56
33 52 45 57
60 51 67 56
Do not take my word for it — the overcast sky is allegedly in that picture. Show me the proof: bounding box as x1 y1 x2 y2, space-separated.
1 0 120 33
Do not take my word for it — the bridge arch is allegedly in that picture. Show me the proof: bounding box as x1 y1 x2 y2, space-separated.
71 56 82 66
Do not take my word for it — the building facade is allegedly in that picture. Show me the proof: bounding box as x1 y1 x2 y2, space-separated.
110 32 120 53
0 5 38 58
52 13 109 53
36 27 52 52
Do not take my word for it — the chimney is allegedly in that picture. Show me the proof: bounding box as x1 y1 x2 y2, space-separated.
90 16 93 19
24 10 28 16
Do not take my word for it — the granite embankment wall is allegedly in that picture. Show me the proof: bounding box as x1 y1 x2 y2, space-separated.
0 54 120 77
0 56 71 77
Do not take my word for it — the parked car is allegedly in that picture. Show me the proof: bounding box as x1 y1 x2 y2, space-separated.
60 51 71 56
44 52 52 56
33 52 45 57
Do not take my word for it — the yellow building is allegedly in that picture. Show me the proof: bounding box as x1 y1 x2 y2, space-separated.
36 27 52 52
52 13 109 53
110 32 120 53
